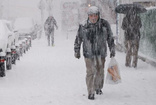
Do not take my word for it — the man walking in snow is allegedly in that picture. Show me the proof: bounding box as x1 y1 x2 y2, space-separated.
74 6 115 100
122 9 142 68
44 16 58 46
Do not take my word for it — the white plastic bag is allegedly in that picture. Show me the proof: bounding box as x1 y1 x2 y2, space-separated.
106 57 121 84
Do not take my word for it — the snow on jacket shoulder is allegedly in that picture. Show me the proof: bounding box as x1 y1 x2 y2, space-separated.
74 18 115 58
44 17 58 33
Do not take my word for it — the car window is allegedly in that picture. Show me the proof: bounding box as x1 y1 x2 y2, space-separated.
6 23 13 31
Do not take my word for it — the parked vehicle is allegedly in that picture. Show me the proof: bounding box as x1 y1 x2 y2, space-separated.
0 20 19 55
0 19 33 77
0 20 19 76
0 52 5 77
14 17 37 40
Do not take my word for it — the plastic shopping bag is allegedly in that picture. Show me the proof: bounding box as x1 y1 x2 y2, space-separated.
106 57 121 84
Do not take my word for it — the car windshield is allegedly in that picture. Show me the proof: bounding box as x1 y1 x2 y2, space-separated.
6 23 13 31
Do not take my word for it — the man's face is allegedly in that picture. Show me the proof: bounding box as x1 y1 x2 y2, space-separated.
88 14 99 24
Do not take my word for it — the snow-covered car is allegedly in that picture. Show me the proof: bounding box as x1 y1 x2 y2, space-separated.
0 20 19 55
14 17 37 40
17 36 31 57
6 21 19 48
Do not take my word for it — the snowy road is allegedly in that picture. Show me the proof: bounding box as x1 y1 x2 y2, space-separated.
0 31 156 105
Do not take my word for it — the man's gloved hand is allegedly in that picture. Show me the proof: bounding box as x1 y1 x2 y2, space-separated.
75 52 80 59
110 49 115 58
110 52 115 58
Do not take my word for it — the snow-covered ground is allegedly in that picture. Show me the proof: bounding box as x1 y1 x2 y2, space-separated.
0 30 156 105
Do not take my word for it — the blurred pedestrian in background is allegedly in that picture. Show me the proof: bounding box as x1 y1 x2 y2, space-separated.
44 16 58 46
122 9 142 68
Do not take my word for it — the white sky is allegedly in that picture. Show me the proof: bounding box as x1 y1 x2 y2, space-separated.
2 0 80 24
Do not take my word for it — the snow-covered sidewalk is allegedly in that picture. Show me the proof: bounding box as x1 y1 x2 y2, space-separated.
0 31 156 105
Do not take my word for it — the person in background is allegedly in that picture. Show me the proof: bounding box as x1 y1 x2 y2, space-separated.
122 9 142 68
74 6 115 100
44 16 58 46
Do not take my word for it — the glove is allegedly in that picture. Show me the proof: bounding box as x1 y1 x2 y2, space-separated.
75 52 80 59
110 49 115 58
110 52 115 58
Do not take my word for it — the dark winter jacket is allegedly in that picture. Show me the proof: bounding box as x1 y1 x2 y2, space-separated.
74 18 115 58
122 15 142 40
44 16 58 34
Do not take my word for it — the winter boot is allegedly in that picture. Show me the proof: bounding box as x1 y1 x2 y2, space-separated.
132 63 137 68
125 63 131 67
96 89 103 95
88 94 95 100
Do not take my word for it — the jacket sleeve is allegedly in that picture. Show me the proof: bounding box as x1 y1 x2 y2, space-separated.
74 25 83 54
105 21 115 55
138 16 142 28
44 19 48 30
137 16 142 39
53 18 58 29
122 17 128 30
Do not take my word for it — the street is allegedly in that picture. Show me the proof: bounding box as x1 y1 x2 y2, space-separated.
0 31 156 105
